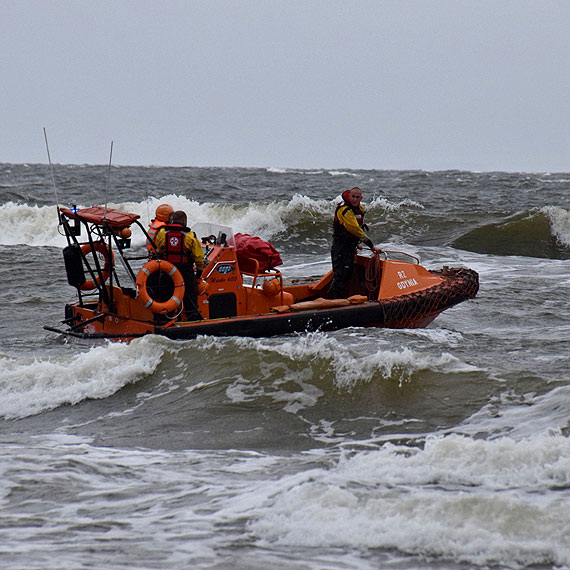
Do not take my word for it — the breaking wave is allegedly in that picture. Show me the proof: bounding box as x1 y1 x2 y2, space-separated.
0 331 479 423
452 206 570 259
0 193 424 249
0 336 167 419
246 430 570 567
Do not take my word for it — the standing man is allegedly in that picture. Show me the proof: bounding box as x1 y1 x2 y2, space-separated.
329 187 382 299
155 210 204 320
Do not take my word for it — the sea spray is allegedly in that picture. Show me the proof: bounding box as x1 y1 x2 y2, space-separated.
543 205 570 248
247 431 570 567
0 336 167 419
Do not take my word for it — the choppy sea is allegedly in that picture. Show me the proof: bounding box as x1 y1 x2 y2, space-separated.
1 164 569 569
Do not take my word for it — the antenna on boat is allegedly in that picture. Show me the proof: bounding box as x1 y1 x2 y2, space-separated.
103 140 114 222
43 127 61 223
145 182 151 226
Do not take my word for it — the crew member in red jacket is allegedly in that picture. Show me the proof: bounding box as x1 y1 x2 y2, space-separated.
155 210 204 320
329 187 382 299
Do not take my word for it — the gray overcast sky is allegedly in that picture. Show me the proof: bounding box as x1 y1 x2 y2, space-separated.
2 0 570 172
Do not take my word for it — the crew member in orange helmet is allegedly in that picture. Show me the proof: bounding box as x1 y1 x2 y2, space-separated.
146 203 173 253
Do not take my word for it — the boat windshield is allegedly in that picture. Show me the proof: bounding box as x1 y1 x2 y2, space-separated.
192 222 235 247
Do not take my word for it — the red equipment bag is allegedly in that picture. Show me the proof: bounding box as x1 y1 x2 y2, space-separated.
234 233 283 272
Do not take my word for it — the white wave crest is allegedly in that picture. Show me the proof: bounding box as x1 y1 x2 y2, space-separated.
246 430 570 567
543 205 570 247
190 194 332 240
266 167 290 174
214 331 476 390
459 384 570 440
328 170 359 177
0 336 167 419
0 202 66 247
331 345 476 389
369 196 425 211
0 191 425 249
0 193 335 247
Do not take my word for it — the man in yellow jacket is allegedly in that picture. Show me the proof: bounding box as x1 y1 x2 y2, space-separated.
330 187 382 299
155 210 205 320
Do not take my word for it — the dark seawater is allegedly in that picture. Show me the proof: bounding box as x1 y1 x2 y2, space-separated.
1 164 569 569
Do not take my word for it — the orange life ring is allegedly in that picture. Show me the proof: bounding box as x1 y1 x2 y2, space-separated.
136 260 185 314
80 242 115 290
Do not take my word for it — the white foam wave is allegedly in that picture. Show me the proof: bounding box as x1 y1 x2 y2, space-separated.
0 336 167 419
458 384 570 440
403 327 464 346
328 194 423 213
217 331 477 390
141 193 333 241
369 196 425 211
201 194 335 240
0 202 66 247
246 431 570 567
190 332 476 416
266 167 350 176
543 205 570 247
0 194 334 247
0 192 434 251
0 191 422 249
334 346 477 389
328 170 359 177
106 193 416 245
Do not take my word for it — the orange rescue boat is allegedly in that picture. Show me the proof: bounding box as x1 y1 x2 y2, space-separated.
44 205 479 341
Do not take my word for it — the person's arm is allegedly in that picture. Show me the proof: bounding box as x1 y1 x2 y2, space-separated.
337 206 373 247
154 227 165 254
185 232 205 274
338 206 383 252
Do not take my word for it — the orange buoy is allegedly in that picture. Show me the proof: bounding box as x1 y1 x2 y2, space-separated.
262 278 281 296
136 260 185 314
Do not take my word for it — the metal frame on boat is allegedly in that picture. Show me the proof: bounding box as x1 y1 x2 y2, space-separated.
44 205 479 341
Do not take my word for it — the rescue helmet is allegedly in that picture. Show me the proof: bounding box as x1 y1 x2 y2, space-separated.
155 203 173 222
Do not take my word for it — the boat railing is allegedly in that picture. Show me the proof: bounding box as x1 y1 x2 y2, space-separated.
379 250 420 264
238 256 284 309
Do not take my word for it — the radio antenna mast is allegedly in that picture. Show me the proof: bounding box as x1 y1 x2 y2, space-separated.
103 140 114 222
43 128 61 222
